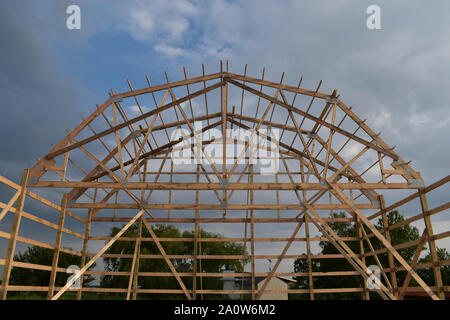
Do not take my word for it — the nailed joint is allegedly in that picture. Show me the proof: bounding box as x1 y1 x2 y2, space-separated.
110 96 123 103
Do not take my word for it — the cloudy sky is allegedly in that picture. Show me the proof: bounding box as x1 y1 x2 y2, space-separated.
0 0 449 287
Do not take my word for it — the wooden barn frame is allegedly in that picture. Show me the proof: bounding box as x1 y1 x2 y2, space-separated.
0 61 448 300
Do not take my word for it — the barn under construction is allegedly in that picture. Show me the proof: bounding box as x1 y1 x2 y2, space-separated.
0 62 448 300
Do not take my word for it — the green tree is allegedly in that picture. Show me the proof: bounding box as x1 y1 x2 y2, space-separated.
100 223 246 299
292 211 422 300
8 245 96 297
416 247 449 286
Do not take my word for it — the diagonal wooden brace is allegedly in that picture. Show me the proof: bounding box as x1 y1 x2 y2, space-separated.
305 205 395 300
327 182 440 300
51 210 144 300
142 218 192 300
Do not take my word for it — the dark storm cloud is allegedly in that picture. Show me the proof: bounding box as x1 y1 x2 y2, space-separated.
0 1 94 181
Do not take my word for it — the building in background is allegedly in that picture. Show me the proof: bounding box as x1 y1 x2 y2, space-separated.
222 270 295 300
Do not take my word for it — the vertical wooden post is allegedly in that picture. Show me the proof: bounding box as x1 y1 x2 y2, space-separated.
419 191 445 299
304 213 314 300
78 186 97 300
350 181 369 299
250 164 255 300
379 195 397 297
193 164 200 299
77 208 93 300
1 169 29 300
222 61 228 219
48 194 68 299
168 161 173 218
356 214 369 300
127 216 142 300
132 216 142 300
275 173 280 219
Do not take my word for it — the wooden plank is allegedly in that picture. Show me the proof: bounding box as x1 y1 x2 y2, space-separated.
127 217 142 300
47 195 68 299
31 181 416 190
379 195 398 296
328 183 440 300
398 229 428 299
305 214 314 300
256 218 305 299
51 210 144 300
111 103 126 180
77 207 93 300
46 81 225 159
193 165 200 299
0 202 83 239
90 217 355 223
227 89 282 180
0 190 20 221
305 205 395 300
356 213 369 299
225 77 399 160
71 203 377 210
141 218 192 300
225 72 330 99
419 191 445 299
337 100 420 179
0 174 85 223
125 90 169 181
250 164 255 300
1 169 29 300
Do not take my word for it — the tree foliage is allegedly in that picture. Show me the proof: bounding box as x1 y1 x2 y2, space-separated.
8 246 96 295
292 210 432 300
100 223 246 299
417 248 449 286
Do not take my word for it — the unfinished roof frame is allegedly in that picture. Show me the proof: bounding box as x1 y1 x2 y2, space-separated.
0 61 448 300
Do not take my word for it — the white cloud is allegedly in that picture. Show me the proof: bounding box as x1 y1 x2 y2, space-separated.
128 105 150 115
373 110 392 128
123 0 198 42
408 113 432 125
154 43 186 57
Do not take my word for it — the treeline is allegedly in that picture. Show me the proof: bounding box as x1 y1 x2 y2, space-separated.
8 224 246 299
290 210 449 300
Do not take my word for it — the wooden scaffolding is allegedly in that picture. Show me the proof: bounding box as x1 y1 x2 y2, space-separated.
0 61 448 300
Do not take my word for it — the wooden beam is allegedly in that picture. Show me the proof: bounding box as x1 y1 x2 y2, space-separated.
127 216 142 300
398 229 428 299
328 183 440 300
193 164 200 299
77 207 93 300
47 194 68 299
51 210 144 300
0 190 20 222
46 81 225 160
419 191 445 299
250 164 255 300
31 181 416 190
90 217 354 223
305 214 315 300
225 77 399 160
379 195 398 296
1 169 29 300
256 217 305 299
141 218 192 300
305 206 395 300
